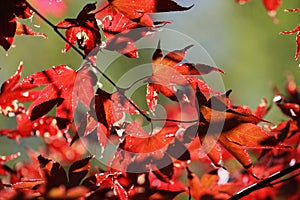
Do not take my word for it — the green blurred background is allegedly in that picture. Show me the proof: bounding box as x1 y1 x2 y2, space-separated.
0 0 300 162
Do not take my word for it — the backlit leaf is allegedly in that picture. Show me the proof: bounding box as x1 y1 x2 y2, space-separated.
19 65 96 132
56 3 101 56
107 0 193 27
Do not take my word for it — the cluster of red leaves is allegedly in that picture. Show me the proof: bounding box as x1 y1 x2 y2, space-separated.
0 62 96 141
0 40 299 200
56 0 192 57
1 0 300 200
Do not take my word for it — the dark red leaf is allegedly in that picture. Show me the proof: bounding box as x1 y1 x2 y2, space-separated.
30 98 64 121
187 87 284 176
275 99 300 121
0 0 35 51
56 3 101 56
147 171 186 199
68 155 94 188
38 155 68 190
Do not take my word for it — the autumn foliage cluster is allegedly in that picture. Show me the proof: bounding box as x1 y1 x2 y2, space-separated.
0 0 300 199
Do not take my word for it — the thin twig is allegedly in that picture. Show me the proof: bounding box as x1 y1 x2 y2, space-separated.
270 171 300 186
229 162 300 200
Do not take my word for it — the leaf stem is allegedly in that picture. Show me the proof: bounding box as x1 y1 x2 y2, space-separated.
229 162 300 200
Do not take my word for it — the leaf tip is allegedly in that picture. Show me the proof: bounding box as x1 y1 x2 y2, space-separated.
186 4 194 11
157 40 161 49
184 44 194 51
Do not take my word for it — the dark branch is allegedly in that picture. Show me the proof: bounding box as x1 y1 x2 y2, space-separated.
229 162 300 200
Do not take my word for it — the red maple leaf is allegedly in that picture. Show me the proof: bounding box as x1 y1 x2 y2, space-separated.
147 41 223 113
120 122 179 154
101 9 140 58
116 122 183 183
106 0 193 27
100 8 164 58
19 65 96 132
184 87 284 176
56 3 101 56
